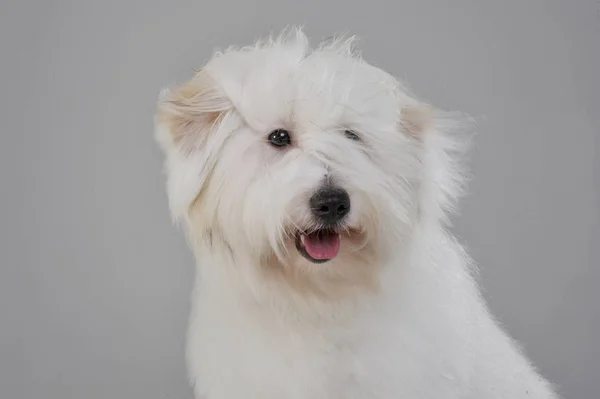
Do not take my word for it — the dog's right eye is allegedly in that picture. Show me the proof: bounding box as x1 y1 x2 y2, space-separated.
267 129 292 147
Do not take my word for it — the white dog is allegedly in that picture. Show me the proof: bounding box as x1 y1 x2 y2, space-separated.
155 29 557 399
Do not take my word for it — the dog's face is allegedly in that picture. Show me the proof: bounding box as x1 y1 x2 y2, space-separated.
157 32 434 298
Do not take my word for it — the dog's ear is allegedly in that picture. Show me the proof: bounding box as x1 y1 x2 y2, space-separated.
399 101 470 224
156 69 232 155
399 103 434 137
155 70 233 223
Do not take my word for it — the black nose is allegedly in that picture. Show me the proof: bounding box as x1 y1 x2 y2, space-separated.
310 187 351 225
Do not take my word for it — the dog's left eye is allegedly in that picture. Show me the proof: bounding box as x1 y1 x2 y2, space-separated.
268 129 292 147
344 130 361 141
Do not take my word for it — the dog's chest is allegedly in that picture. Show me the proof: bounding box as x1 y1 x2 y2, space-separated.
188 304 374 399
187 281 471 399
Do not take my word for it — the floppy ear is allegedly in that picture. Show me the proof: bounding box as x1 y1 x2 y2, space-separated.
399 103 434 137
400 102 469 224
156 69 232 155
155 70 233 223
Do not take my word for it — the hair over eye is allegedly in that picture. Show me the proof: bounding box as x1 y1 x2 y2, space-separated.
344 129 361 141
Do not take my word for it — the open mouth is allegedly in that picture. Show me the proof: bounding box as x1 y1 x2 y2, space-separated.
295 229 341 264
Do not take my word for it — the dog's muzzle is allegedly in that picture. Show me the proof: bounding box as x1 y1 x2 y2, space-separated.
294 186 350 264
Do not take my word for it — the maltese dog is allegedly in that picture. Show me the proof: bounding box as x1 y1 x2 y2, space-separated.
155 28 557 399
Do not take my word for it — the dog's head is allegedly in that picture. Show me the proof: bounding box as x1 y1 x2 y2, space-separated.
156 30 464 299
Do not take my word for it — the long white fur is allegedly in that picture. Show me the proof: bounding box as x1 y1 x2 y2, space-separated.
155 28 558 399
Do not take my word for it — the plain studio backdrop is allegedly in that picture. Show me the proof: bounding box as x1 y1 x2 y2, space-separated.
1 0 598 398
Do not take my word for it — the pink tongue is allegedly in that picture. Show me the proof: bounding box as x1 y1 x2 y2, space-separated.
303 231 341 260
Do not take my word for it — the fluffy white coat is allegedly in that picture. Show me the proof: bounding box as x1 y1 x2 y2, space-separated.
155 29 558 399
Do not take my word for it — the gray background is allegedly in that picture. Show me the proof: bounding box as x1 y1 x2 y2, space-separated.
1 0 598 398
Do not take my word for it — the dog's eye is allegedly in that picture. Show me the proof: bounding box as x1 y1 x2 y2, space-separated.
344 130 361 141
268 129 292 147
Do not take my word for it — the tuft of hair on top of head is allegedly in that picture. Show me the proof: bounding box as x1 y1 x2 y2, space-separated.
220 26 311 58
317 31 361 59
269 25 310 49
246 26 361 62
